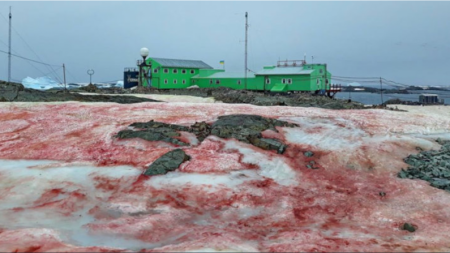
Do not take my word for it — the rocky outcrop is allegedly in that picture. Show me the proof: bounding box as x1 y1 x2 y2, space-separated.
144 149 190 176
85 86 366 109
0 81 24 101
398 138 450 191
116 115 298 154
210 115 298 154
0 81 159 104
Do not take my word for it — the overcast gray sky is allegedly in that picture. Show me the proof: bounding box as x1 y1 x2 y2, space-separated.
0 1 449 86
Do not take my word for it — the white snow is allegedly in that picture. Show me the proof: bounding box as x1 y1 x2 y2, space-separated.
222 138 298 186
147 169 262 192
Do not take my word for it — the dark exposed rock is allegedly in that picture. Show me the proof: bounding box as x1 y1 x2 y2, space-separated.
0 81 23 101
190 121 212 142
131 120 190 132
304 151 314 157
85 86 366 110
0 81 159 104
80 84 100 93
398 139 450 192
117 114 298 154
401 223 416 232
144 149 190 176
116 129 189 146
210 114 297 154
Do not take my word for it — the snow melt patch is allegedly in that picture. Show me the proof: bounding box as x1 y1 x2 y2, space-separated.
147 170 262 192
222 139 298 186
0 160 141 229
281 116 367 151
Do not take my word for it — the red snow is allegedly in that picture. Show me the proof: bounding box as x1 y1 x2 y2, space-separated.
1 101 450 252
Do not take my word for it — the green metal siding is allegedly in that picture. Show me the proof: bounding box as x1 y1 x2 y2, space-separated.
142 58 202 88
136 58 332 92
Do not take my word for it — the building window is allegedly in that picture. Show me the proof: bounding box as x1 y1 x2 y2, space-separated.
164 79 168 84
182 69 186 74
215 80 220 84
282 78 286 84
154 68 158 73
173 69 178 74
265 78 271 84
174 79 177 84
287 79 292 84
182 80 186 84
190 70 195 74
164 69 168 73
320 69 323 74
209 79 213 84
237 80 241 85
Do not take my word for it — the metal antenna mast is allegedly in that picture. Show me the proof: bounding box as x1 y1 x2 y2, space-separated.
8 6 12 83
244 12 248 90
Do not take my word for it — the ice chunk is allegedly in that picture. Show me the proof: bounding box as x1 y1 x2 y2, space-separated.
22 76 61 90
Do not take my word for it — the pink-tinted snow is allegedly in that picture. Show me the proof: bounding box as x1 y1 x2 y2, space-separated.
1 101 450 252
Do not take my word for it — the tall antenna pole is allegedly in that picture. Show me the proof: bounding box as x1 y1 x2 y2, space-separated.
244 12 248 90
8 6 12 83
380 77 384 105
63 64 67 91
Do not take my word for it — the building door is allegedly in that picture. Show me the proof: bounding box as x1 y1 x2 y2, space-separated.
264 76 268 92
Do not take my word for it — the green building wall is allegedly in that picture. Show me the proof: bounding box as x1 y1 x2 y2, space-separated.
137 58 332 93
141 58 201 89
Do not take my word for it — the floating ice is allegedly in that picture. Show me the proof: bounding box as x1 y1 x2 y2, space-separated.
22 76 61 90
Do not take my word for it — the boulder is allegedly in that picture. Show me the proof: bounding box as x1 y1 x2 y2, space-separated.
144 149 190 176
401 223 416 232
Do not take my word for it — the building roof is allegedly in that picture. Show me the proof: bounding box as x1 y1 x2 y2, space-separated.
255 67 314 76
151 57 213 69
192 72 256 79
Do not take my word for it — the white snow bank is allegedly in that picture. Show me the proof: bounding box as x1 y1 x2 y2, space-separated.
222 138 298 186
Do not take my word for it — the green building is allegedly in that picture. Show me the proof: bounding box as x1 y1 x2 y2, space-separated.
137 57 333 94
254 63 331 93
142 58 212 88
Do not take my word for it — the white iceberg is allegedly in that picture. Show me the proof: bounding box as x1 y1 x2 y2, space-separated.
115 81 124 88
22 76 62 90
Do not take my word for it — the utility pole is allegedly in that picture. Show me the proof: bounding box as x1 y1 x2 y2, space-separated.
380 77 384 105
63 64 67 91
8 6 12 83
244 12 248 90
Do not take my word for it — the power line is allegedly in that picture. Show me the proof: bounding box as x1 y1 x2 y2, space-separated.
65 67 78 83
9 18 63 83
333 75 380 80
0 10 63 83
0 49 60 67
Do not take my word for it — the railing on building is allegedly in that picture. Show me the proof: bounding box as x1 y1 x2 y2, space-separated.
277 60 306 67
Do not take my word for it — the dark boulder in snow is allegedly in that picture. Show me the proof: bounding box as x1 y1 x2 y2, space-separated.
144 149 190 176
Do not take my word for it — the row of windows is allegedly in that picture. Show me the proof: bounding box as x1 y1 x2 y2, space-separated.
265 78 292 84
205 79 294 85
161 78 324 86
208 80 243 85
155 68 196 74
163 79 187 84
